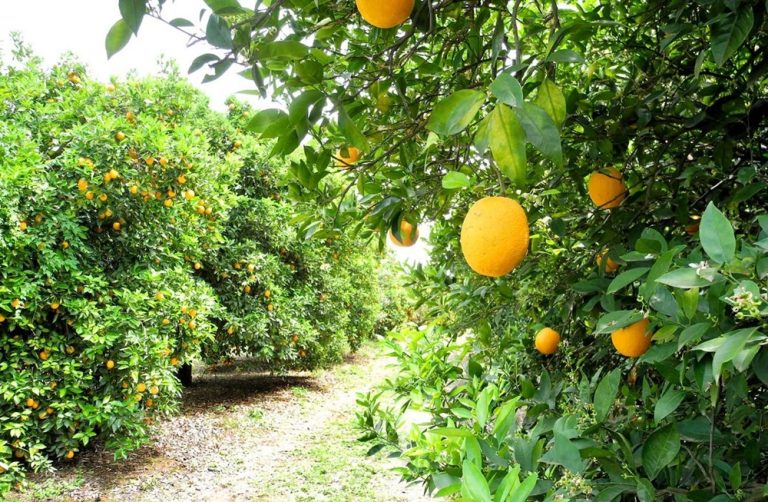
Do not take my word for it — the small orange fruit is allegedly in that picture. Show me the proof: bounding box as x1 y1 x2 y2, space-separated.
85 191 94 200
145 398 154 408
267 303 273 311
99 193 108 202
535 327 560 355
388 219 419 247
78 179 89 191
161 318 170 326
170 357 179 366
460 197 529 277
244 285 252 294
587 168 626 209
19 221 28 231
611 319 652 357
164 199 173 208
188 309 197 318
112 222 121 231
264 290 271 299
336 146 361 167
62 240 69 249
159 157 168 167
150 386 159 395
50 302 60 310
137 383 146 393
188 320 197 330
11 299 21 309
106 359 115 369
194 262 202 270
356 0 414 28
115 131 126 142
39 350 50 361
25 398 35 407
65 450 75 460
596 251 619 273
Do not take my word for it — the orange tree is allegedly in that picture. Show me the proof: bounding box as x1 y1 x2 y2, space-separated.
109 0 767 498
0 44 393 491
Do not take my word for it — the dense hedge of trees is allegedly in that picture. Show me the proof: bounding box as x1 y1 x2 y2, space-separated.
0 45 401 491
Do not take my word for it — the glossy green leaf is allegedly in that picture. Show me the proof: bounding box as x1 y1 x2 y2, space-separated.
490 73 523 108
516 103 563 166
606 267 650 294
105 19 133 59
595 310 644 335
700 202 735 263
642 425 680 480
711 8 754 66
712 328 755 381
206 14 233 49
119 0 146 34
488 105 527 186
442 171 472 190
593 369 620 422
426 90 485 136
204 0 247 15
535 79 566 128
656 268 711 288
654 388 685 423
460 460 492 502
338 104 370 151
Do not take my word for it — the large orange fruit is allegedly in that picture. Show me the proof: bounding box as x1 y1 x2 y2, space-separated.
535 327 560 355
611 319 652 357
588 167 626 209
356 0 415 29
336 146 361 168
460 197 529 277
388 219 419 247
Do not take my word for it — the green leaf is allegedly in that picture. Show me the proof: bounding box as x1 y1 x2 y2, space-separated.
546 49 585 63
516 103 563 167
654 388 685 423
427 427 475 438
488 105 527 187
206 14 233 49
490 73 523 108
260 41 309 61
656 268 711 288
427 90 485 136
246 109 287 133
460 460 492 502
730 462 742 491
711 8 754 66
105 19 133 59
677 287 700 320
188 53 220 74
492 398 519 442
641 425 680 480
700 202 735 263
476 387 491 428
606 267 650 294
712 328 755 381
535 79 566 128
541 432 584 473
119 0 146 34
169 18 194 28
678 322 711 350
338 104 370 151
204 0 247 15
508 472 538 502
594 310 644 335
593 369 620 422
494 466 521 502
442 171 472 190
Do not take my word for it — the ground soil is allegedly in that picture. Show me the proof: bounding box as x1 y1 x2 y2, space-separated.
11 343 430 502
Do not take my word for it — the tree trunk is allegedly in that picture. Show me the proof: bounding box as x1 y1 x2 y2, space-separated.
177 363 192 387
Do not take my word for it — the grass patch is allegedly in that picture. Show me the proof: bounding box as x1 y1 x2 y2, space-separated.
18 475 84 500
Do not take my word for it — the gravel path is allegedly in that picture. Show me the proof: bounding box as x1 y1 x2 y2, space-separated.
11 344 430 502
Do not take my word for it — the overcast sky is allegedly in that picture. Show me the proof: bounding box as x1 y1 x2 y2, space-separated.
0 1 431 264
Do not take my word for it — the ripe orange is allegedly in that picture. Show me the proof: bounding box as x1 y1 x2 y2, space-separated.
183 189 195 200
137 383 146 393
267 303 274 311
39 350 50 361
106 359 115 369
145 398 154 408
150 386 159 395
264 289 271 299
66 345 75 354
19 221 28 231
227 326 235 335
188 309 198 318
685 216 700 235
388 219 419 247
588 168 626 209
244 285 252 294
125 111 135 122
188 320 197 330
61 240 69 249
596 251 619 273
161 318 170 326
85 191 94 200
50 302 60 310
0 314 5 323
177 174 187 185
247 263 255 273
159 157 168 167
336 146 361 167
108 168 119 180
164 198 173 208
11 298 21 309
115 131 126 142
25 398 35 408
233 140 242 149
170 357 179 366
194 262 202 270
611 319 652 357
106 83 116 93
460 197 529 277
112 222 121 231
99 194 108 202
356 0 414 28
78 179 89 191
535 327 560 355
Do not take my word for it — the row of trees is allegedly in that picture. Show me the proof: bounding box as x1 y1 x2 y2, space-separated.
108 0 768 499
0 44 401 491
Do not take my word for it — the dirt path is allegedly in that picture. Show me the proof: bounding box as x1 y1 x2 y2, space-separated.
12 343 430 502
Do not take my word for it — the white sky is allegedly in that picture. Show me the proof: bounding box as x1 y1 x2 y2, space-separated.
0 0 431 265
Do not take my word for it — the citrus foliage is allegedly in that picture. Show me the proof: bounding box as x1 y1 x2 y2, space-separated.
109 0 767 499
0 49 393 491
